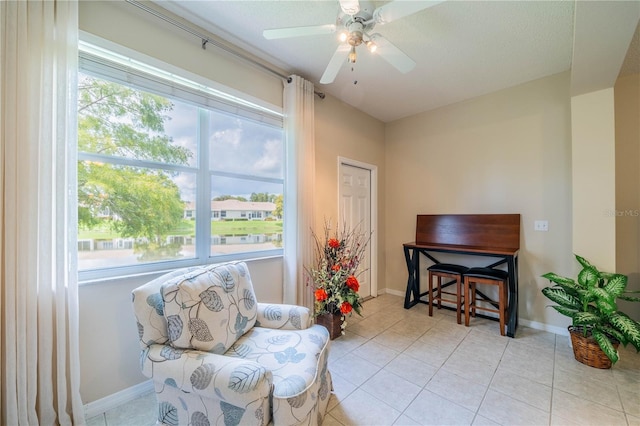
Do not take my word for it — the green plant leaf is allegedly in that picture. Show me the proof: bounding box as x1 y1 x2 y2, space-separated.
589 286 617 313
541 272 576 287
609 312 640 351
586 304 599 315
592 328 619 364
578 266 599 288
573 311 602 326
589 287 615 303
550 305 579 318
574 254 593 269
600 325 627 346
542 287 581 310
604 274 627 298
619 289 640 303
552 280 581 296
594 296 617 315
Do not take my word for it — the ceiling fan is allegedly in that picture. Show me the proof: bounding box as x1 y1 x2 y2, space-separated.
263 0 444 84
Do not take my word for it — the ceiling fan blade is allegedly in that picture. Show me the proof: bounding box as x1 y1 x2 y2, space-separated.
263 24 336 40
370 34 416 73
320 44 350 84
373 0 444 24
339 0 360 15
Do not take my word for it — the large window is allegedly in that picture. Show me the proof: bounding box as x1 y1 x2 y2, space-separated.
77 41 284 280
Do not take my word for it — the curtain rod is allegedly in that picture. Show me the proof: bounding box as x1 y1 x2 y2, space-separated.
125 0 325 99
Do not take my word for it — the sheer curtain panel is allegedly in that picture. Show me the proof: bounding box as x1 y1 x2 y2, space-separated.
1 1 84 424
283 75 316 310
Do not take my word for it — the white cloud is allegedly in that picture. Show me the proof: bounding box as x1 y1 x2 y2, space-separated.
253 138 282 174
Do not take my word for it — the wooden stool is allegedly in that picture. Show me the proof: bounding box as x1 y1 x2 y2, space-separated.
427 263 468 324
464 267 509 335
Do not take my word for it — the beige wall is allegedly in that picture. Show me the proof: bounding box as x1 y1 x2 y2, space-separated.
80 1 283 108
615 72 640 321
78 0 385 404
77 0 636 407
571 89 617 271
384 72 574 330
314 94 386 293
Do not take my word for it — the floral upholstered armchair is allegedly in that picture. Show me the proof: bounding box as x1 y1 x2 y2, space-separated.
131 261 332 426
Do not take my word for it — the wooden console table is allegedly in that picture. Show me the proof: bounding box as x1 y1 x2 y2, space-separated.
403 214 520 337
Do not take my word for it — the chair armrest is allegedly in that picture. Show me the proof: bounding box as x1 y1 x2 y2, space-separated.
255 303 312 330
141 344 272 402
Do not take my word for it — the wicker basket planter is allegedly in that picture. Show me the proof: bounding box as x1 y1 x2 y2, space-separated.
316 313 343 340
569 326 619 369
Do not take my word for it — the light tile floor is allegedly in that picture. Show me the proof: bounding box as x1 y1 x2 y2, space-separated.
86 293 640 426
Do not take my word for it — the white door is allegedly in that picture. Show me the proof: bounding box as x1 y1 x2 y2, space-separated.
339 160 375 299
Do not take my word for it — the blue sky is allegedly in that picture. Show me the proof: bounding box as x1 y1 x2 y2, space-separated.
163 100 283 203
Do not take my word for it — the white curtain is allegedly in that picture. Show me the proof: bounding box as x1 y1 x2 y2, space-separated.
1 1 84 424
283 75 316 310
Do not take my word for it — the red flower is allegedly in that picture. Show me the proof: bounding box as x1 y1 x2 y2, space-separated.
346 275 359 292
328 238 340 249
331 264 341 272
315 289 328 301
340 302 353 314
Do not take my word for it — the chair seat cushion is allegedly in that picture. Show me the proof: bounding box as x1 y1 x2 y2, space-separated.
225 325 329 398
428 263 468 275
225 324 331 424
464 267 508 280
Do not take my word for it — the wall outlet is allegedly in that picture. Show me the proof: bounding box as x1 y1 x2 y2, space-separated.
534 220 549 231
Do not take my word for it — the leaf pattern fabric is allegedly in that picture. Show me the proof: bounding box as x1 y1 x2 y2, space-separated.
263 305 282 322
132 262 332 426
147 293 164 316
200 289 224 312
158 402 179 426
191 411 210 426
256 303 311 330
189 318 214 342
160 346 184 361
166 315 183 343
228 364 267 394
190 363 216 390
161 262 258 353
220 401 245 426
289 307 302 329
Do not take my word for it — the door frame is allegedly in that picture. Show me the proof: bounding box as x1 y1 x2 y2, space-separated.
337 156 378 298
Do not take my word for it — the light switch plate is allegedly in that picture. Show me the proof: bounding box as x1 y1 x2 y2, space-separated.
534 220 549 231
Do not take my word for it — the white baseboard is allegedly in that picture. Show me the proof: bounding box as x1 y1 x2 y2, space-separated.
518 318 569 336
84 380 154 419
377 288 570 337
379 288 404 297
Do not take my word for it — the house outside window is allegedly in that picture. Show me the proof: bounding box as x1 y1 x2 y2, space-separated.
77 40 284 280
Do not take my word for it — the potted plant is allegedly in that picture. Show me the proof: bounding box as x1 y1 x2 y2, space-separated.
541 254 640 368
307 221 370 339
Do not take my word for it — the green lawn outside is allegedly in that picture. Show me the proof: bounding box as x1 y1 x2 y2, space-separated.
78 219 283 240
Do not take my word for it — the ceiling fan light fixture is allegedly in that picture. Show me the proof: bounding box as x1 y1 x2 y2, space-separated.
366 40 377 53
346 20 364 46
348 31 363 46
348 46 357 63
338 31 348 43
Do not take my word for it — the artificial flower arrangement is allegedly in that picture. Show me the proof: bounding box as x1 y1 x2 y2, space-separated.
308 221 370 334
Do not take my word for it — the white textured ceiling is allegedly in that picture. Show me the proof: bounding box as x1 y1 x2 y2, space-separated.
152 0 639 123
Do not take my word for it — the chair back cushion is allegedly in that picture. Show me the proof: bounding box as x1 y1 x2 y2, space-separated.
161 261 258 354
132 266 201 349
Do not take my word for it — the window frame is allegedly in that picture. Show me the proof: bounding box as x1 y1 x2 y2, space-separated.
77 35 285 283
